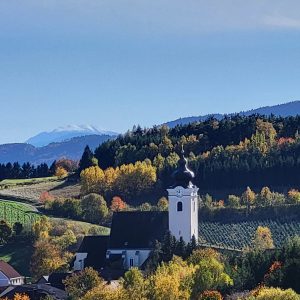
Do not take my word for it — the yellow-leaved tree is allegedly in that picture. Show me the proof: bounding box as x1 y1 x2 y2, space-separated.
114 160 157 198
253 226 275 250
55 166 68 179
250 286 299 299
147 256 195 300
30 239 71 279
241 186 256 207
80 166 105 195
32 216 52 240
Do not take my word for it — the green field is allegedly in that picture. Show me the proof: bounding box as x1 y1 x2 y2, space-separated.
0 200 40 231
0 199 110 277
0 200 36 211
199 220 300 250
0 199 110 235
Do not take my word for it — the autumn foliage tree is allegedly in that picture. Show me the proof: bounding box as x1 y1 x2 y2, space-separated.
147 257 195 300
30 239 69 279
287 189 300 204
81 193 108 224
110 196 127 212
80 160 157 201
64 267 103 300
241 186 256 207
55 158 78 173
80 166 105 195
55 166 68 178
113 160 157 198
198 290 223 300
157 197 168 211
31 217 75 279
250 286 299 299
253 226 275 250
39 191 55 203
191 255 233 297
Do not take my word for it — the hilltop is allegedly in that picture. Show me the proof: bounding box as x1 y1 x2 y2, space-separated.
0 134 115 165
165 100 300 127
26 125 118 147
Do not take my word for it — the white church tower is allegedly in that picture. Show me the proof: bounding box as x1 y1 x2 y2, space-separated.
167 148 199 243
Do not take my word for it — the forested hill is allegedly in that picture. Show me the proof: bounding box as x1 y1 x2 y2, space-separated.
94 115 300 196
166 100 300 128
0 134 113 165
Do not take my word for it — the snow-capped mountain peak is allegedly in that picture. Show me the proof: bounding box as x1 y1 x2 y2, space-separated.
26 125 118 147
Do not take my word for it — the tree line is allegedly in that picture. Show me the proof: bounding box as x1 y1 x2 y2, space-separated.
0 162 53 180
94 115 300 169
0 158 78 181
76 116 300 204
4 115 300 200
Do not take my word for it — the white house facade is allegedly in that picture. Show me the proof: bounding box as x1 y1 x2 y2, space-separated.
73 252 88 272
106 249 151 270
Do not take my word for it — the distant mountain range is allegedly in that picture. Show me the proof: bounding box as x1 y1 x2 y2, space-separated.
0 134 115 165
1 101 300 165
26 125 118 147
165 101 300 128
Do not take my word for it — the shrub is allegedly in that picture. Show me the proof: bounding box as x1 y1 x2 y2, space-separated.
157 197 169 211
198 290 223 300
55 166 68 179
81 193 108 224
228 195 240 208
110 196 127 212
39 191 55 203
250 286 300 299
287 189 300 204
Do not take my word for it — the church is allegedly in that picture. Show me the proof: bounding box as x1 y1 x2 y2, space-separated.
73 149 199 271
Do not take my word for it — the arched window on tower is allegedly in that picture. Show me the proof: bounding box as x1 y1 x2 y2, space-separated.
177 201 183 212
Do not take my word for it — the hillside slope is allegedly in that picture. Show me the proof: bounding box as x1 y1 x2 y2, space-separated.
0 134 115 165
166 100 300 127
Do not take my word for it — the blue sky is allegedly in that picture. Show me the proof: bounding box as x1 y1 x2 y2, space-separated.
1 1 300 144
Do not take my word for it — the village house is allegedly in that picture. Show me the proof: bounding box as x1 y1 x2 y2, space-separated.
0 260 24 287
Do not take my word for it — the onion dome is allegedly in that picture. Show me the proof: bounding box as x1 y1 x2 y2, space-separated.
171 147 195 188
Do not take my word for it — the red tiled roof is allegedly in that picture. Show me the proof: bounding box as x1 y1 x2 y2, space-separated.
0 261 22 279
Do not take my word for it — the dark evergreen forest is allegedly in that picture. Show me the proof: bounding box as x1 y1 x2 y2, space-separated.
94 115 300 192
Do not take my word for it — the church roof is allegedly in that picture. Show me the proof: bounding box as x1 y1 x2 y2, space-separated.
109 211 168 249
78 235 109 269
171 148 195 188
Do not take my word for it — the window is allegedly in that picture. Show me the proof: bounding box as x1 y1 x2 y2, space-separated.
193 200 195 212
177 201 183 211
130 258 134 267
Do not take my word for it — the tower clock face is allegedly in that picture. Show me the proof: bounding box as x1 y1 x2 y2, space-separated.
176 188 183 198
